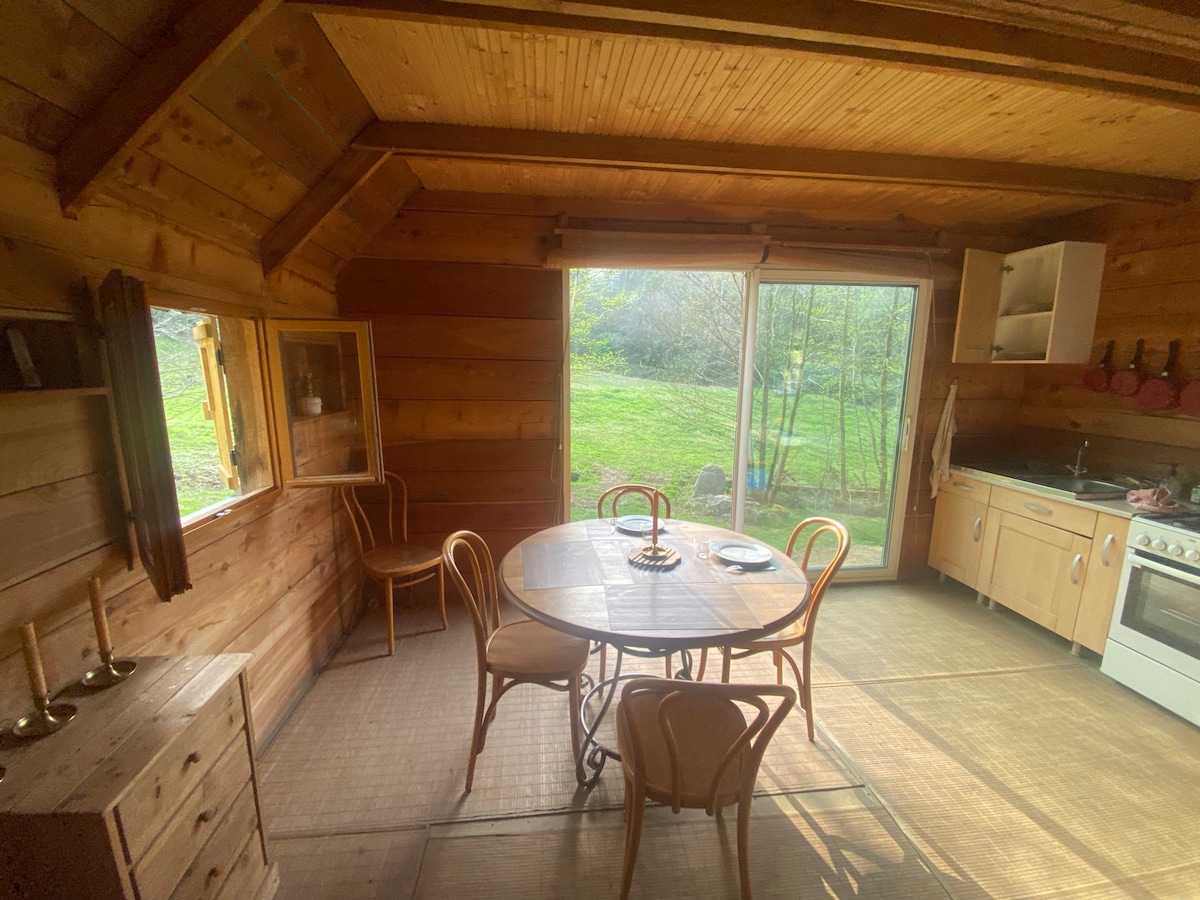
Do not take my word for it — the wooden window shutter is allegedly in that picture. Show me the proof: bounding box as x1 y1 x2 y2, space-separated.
98 270 191 601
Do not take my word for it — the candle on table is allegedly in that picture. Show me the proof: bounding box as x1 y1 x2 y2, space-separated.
88 575 113 658
20 621 48 702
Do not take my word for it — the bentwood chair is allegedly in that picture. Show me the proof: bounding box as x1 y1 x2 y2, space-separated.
699 517 850 741
341 472 445 656
616 678 796 900
596 484 673 677
443 530 591 792
596 483 672 521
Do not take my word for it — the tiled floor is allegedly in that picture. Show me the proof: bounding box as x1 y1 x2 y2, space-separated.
260 579 1200 899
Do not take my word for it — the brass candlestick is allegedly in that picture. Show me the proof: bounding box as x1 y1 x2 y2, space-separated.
14 622 76 739
82 576 136 688
626 489 681 569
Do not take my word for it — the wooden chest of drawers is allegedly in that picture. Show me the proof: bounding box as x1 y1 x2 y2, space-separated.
0 655 278 900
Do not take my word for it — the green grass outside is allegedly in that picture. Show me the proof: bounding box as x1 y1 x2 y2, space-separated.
570 371 889 557
153 325 239 518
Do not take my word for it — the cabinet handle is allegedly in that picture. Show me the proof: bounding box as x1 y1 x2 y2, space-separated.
184 751 201 767
972 517 982 542
205 867 221 887
1070 553 1083 585
953 481 973 491
196 809 214 827
1101 533 1115 566
1023 502 1053 516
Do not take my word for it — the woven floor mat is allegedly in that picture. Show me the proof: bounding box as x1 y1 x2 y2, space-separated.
810 580 1084 686
260 603 858 837
271 788 951 900
817 665 1200 899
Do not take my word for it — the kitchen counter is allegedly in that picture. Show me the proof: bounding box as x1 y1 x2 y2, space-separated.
949 464 1138 519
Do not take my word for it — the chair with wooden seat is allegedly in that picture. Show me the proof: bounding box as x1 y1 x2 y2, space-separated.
596 484 672 677
616 677 796 900
699 517 850 741
443 530 591 792
341 472 445 656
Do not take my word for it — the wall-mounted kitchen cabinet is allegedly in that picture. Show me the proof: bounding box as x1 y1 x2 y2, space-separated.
264 320 382 487
952 241 1106 364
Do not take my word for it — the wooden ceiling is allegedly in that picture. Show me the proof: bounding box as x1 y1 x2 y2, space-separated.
3 0 1200 279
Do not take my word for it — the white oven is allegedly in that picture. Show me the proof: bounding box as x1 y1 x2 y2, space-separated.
1102 515 1200 727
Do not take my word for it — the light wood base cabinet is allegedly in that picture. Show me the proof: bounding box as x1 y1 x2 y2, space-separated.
979 509 1091 639
930 476 1130 655
928 475 991 590
0 655 278 900
1072 514 1131 654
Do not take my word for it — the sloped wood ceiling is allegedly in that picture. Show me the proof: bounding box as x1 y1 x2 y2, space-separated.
3 0 1200 277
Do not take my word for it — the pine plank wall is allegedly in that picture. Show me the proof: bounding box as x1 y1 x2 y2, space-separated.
0 134 361 741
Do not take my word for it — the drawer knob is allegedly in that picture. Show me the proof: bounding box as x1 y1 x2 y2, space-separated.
184 751 201 767
196 809 215 827
205 866 221 887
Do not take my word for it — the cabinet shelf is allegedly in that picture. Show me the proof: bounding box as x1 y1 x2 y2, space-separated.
952 241 1105 364
996 310 1053 321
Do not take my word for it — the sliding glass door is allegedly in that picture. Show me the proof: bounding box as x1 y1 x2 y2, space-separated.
567 267 928 579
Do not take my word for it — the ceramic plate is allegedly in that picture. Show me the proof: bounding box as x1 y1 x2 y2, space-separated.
615 515 666 536
710 540 773 568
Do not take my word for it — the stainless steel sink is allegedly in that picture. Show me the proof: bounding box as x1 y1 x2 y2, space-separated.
1017 475 1129 501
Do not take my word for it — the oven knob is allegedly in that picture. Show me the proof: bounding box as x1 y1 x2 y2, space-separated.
1168 544 1184 556
1134 533 1151 546
1187 549 1200 562
1150 539 1167 551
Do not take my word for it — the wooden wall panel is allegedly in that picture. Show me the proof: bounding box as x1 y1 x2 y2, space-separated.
340 259 564 567
1016 197 1200 488
0 135 356 744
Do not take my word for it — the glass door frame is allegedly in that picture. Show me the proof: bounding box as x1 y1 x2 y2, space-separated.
735 268 931 581
562 265 931 581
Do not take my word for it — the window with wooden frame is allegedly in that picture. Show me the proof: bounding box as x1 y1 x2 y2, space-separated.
149 307 275 524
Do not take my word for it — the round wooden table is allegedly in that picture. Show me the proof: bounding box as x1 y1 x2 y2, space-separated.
498 518 810 784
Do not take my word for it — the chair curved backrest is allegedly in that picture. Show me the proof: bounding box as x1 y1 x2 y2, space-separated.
596 484 672 520
784 517 851 635
341 471 410 556
442 530 502 663
618 678 795 815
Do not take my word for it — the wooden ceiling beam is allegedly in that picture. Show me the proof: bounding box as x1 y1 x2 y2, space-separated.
260 148 392 275
56 0 284 218
296 0 1200 111
357 121 1193 204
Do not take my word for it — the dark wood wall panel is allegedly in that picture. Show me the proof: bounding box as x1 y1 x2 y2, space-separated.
1016 197 1200 488
900 281 1026 577
340 259 564 570
0 134 357 744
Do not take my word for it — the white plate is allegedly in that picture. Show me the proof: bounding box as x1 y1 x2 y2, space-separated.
710 540 773 568
615 515 666 536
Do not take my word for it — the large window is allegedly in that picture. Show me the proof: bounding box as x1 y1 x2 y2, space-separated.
568 267 929 579
150 307 274 524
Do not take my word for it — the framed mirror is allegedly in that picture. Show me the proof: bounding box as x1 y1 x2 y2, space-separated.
265 320 382 487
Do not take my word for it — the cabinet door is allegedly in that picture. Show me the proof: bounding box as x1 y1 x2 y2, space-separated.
265 320 382 487
951 249 1004 363
928 490 989 589
980 510 1091 639
1072 513 1130 654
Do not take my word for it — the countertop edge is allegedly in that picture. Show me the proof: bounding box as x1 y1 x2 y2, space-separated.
948 465 1137 519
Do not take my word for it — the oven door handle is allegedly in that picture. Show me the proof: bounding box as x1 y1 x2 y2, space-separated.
1128 554 1200 589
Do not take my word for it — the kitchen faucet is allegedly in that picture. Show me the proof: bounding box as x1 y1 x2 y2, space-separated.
1067 440 1088 477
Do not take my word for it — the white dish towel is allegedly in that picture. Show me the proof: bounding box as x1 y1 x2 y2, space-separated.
930 380 957 498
